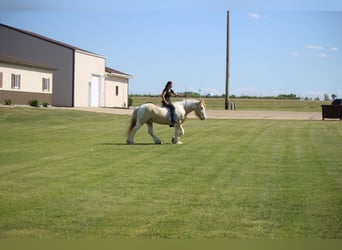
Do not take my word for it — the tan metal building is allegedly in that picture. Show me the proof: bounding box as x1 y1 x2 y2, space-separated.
0 23 132 108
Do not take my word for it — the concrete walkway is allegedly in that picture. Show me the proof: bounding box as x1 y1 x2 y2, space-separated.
72 107 322 120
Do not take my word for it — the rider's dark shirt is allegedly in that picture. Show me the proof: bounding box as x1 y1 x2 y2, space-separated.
164 89 175 103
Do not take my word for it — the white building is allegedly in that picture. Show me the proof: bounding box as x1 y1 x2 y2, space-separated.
0 54 55 105
1 23 132 108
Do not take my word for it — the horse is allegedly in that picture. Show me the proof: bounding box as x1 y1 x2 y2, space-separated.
126 99 206 144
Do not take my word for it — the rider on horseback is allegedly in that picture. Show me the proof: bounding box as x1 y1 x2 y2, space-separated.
161 81 186 127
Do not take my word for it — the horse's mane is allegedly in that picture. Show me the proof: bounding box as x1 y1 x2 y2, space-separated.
174 99 201 105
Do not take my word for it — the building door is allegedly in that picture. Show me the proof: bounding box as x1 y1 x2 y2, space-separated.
89 75 100 107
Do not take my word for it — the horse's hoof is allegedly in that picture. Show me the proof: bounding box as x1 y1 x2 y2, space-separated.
171 137 182 144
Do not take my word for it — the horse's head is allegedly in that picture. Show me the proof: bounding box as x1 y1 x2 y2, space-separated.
194 99 206 120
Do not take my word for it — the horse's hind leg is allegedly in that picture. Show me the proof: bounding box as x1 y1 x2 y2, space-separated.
147 122 162 144
127 122 142 144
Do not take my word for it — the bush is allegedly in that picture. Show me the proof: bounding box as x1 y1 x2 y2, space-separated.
4 99 12 105
29 100 39 107
42 102 49 108
128 97 133 107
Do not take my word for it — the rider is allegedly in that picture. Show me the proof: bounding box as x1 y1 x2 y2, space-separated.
161 81 186 126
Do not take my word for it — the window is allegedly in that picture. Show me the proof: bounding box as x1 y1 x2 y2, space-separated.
0 72 2 88
11 74 21 89
115 86 119 96
42 78 50 91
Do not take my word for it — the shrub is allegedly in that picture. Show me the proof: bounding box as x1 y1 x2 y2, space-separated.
29 100 39 107
128 97 133 107
42 102 49 108
4 99 12 105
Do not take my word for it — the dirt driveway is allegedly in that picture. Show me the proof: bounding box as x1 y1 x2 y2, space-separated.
73 107 322 120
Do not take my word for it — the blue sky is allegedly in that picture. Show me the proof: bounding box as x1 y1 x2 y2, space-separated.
1 0 342 99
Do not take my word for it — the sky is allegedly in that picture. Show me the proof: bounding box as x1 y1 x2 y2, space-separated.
1 0 342 99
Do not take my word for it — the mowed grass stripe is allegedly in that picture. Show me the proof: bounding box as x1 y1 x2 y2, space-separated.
0 108 341 238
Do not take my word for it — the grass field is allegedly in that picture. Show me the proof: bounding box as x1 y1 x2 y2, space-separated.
130 97 330 112
0 107 341 239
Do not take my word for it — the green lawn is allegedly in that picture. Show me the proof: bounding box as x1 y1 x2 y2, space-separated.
0 107 341 239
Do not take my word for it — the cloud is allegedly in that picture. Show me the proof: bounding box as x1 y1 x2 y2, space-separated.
305 45 328 57
202 87 223 96
186 86 223 96
305 45 324 50
318 53 328 58
248 12 261 19
331 47 339 52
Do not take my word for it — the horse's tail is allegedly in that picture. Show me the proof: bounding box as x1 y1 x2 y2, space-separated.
127 107 138 136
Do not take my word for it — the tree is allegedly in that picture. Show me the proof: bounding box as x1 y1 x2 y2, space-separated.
324 94 330 101
331 94 337 100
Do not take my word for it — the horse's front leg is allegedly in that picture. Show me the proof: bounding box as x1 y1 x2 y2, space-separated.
147 122 162 144
172 124 183 144
179 124 184 136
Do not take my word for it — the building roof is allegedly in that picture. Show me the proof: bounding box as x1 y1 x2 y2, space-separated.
105 66 132 78
0 54 57 71
1 23 131 78
1 23 102 57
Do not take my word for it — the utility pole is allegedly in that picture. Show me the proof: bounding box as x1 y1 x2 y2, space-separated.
225 11 230 110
